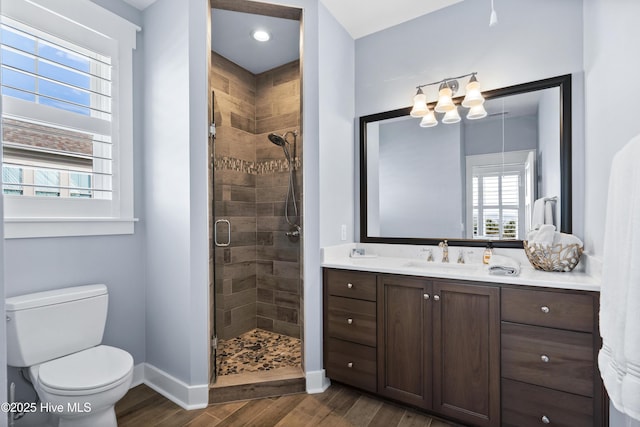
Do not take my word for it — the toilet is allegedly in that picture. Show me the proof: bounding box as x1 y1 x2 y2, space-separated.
6 284 133 427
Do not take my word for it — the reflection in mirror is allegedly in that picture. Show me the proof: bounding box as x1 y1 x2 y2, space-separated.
361 75 571 247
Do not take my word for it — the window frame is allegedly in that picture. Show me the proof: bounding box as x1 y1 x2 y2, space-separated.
465 150 535 240
1 0 139 238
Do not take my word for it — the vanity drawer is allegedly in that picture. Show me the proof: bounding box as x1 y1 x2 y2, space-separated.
326 338 377 392
325 269 377 301
327 296 376 346
502 287 594 332
502 378 593 427
502 322 594 396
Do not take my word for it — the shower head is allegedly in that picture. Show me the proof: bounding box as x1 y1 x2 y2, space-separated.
268 133 287 147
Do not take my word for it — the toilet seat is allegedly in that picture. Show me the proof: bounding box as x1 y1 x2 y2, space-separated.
33 345 133 396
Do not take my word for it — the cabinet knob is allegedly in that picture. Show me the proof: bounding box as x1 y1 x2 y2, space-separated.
347 283 353 289
347 318 353 325
541 306 550 314
541 354 550 363
347 362 353 368
433 295 440 301
541 415 550 424
424 293 430 300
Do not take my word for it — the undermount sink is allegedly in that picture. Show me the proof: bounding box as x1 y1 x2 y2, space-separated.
403 260 482 270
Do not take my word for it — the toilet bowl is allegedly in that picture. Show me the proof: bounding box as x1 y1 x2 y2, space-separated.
6 285 134 427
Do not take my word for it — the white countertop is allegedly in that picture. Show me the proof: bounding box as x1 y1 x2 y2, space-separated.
322 243 601 292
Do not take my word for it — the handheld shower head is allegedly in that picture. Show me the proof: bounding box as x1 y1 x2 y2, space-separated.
268 133 287 147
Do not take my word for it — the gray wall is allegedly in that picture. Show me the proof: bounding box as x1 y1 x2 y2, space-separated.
4 0 146 403
378 119 462 237
142 0 209 386
538 88 561 224
0 0 5 415
463 115 538 156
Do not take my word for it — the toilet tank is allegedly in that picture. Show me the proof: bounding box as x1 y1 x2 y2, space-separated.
6 284 108 367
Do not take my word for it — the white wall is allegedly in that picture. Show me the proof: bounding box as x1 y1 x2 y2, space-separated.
583 0 640 259
142 0 209 391
583 1 640 424
0 0 6 416
318 1 355 247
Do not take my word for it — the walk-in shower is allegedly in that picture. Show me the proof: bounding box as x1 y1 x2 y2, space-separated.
268 130 301 240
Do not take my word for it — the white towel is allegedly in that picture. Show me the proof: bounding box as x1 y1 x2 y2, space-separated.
599 134 640 421
553 232 583 247
488 254 521 276
531 197 556 231
528 224 556 246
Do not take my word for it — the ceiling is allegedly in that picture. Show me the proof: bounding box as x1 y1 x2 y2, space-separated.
320 0 463 39
122 0 463 40
211 9 300 74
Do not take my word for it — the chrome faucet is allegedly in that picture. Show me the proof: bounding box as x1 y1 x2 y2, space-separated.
457 249 465 264
439 240 449 263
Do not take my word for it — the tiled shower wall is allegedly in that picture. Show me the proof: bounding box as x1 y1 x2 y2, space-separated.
255 61 302 338
210 52 302 340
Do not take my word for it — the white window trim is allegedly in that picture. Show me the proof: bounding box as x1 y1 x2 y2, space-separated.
2 0 140 239
465 150 535 240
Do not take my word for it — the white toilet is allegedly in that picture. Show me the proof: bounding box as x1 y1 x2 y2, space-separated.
6 284 133 427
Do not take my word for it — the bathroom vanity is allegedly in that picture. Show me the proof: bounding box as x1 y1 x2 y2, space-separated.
322 248 607 427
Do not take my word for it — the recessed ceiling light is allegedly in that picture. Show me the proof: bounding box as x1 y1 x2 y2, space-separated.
252 30 271 42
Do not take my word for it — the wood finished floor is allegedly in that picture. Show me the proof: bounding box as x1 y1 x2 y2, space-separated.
116 383 458 427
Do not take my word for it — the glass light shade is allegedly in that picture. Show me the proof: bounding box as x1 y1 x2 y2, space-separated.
467 104 488 120
435 87 455 113
419 110 438 127
410 91 429 117
442 106 461 124
462 80 484 107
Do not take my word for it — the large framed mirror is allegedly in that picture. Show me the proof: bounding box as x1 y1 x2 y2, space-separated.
360 74 572 248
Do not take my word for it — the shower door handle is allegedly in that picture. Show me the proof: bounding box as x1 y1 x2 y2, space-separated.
214 219 231 247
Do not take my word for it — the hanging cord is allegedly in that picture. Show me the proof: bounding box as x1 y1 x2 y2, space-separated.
283 133 300 229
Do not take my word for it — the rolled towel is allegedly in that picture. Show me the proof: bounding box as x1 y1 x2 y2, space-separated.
529 224 556 246
553 232 584 247
489 254 521 276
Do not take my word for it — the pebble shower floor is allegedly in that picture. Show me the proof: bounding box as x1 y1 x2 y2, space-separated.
216 328 301 376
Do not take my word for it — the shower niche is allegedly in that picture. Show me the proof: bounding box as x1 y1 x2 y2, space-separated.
208 1 304 390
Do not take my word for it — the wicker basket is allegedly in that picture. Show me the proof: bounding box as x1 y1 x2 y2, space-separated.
523 241 584 272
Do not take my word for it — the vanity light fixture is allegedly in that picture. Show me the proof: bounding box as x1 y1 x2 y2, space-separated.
252 29 271 42
411 72 485 126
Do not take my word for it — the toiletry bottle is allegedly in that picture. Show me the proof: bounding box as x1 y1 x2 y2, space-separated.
483 243 493 264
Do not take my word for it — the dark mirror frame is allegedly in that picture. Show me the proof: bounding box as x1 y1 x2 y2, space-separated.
359 74 572 248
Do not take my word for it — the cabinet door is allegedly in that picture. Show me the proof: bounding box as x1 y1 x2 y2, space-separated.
377 275 432 409
433 281 500 427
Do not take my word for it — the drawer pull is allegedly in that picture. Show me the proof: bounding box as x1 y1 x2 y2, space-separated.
424 293 430 300
541 306 550 313
347 362 353 368
541 415 550 424
347 318 353 325
541 354 550 363
433 295 440 301
347 283 353 289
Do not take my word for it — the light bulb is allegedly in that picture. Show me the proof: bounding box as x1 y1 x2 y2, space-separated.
410 89 429 118
442 106 461 124
420 110 438 127
435 86 455 113
462 76 484 108
252 30 271 42
467 104 488 120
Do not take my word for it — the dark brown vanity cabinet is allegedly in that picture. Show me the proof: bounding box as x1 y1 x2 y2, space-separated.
323 268 605 427
377 276 500 427
501 287 605 427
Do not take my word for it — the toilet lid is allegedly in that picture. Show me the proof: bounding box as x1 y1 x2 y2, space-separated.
38 345 133 391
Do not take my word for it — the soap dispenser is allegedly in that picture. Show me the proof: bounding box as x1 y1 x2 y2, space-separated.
483 243 493 264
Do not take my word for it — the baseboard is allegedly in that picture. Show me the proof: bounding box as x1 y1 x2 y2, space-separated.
305 369 330 394
130 363 145 388
141 363 209 410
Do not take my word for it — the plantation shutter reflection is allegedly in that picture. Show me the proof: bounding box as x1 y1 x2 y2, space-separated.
472 167 521 239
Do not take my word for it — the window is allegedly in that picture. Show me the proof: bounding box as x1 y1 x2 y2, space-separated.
466 151 536 240
1 0 139 238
